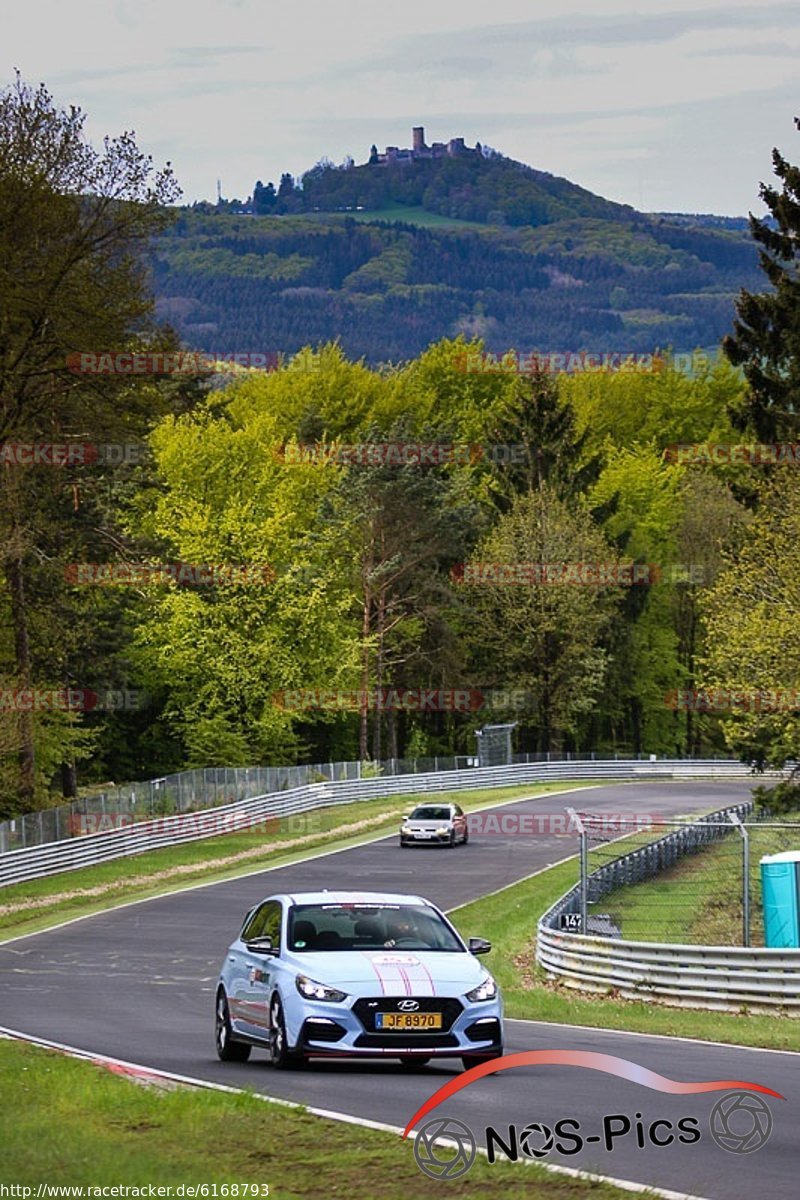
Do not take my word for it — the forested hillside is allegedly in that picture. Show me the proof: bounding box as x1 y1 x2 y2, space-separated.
258 150 636 226
153 210 760 362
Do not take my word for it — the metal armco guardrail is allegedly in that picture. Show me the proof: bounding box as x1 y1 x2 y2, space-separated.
537 933 800 1014
0 758 760 887
537 800 800 1013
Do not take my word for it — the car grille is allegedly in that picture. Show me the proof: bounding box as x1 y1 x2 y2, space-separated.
354 1032 459 1049
352 996 463 1033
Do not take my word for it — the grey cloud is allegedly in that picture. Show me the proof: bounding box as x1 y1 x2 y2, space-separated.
344 3 799 80
170 45 266 63
686 39 799 58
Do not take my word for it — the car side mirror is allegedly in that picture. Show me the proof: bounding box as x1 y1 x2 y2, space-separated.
246 936 279 955
468 936 491 955
401 814 410 820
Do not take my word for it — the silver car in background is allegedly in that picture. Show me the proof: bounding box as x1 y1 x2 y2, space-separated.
400 802 468 848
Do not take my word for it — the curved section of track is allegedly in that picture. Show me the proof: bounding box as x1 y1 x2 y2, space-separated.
1 782 794 1200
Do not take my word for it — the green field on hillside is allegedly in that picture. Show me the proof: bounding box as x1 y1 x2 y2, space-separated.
347 204 489 230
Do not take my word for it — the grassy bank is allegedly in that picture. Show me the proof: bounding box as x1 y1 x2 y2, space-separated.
597 820 800 946
0 782 596 942
0 1038 637 1199
448 859 800 1052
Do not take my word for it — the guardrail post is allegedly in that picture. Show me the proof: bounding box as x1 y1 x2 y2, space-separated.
566 807 587 933
728 812 750 947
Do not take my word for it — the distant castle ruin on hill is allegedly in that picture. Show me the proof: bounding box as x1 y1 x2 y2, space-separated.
369 126 482 166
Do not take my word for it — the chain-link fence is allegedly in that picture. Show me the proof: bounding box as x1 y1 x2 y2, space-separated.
570 808 800 948
477 723 517 766
0 749 676 854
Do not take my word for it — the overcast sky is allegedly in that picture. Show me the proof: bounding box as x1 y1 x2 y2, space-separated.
2 0 798 214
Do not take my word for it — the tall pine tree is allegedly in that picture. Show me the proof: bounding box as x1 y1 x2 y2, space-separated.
724 118 800 439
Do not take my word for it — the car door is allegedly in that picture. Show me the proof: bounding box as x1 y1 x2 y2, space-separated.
231 900 282 1042
223 903 256 1028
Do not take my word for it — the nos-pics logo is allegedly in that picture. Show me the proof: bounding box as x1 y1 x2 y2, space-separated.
406 1051 783 1180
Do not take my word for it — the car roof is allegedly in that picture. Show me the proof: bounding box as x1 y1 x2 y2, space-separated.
264 890 432 907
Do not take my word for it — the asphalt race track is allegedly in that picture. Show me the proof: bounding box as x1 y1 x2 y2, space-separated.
1 781 795 1199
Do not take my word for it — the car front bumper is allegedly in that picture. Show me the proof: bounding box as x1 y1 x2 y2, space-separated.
400 828 453 844
286 992 503 1058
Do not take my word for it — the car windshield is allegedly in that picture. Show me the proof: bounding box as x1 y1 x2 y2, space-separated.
409 806 451 820
288 902 464 952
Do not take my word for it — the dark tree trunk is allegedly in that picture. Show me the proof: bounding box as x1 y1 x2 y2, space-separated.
5 550 36 809
359 584 371 761
371 588 386 763
60 760 77 799
387 705 398 761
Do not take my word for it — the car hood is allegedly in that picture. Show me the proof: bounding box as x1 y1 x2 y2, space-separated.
287 949 488 995
404 818 450 827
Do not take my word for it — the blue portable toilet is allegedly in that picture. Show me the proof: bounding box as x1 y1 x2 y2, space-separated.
760 850 800 948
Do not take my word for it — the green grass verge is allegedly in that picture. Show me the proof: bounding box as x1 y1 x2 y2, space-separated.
448 859 800 1052
0 782 597 942
0 1038 636 1198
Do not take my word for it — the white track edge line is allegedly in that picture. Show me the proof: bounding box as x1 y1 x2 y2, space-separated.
0 1026 712 1200
506 1015 800 1058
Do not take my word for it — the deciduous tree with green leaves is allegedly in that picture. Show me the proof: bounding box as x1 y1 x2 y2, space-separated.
0 74 180 809
701 471 800 770
461 486 619 752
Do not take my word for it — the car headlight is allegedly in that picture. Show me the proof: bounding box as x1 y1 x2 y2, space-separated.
296 974 348 1002
436 828 450 837
401 823 414 833
466 975 497 1002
